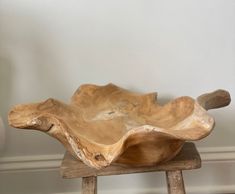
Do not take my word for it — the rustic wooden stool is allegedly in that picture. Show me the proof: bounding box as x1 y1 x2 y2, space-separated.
60 142 201 194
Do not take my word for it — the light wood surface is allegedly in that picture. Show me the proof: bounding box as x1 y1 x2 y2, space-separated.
166 170 185 194
197 89 230 110
60 142 201 178
82 176 97 194
61 143 200 194
8 84 230 169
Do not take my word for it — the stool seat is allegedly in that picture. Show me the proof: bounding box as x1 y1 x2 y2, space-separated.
60 142 201 194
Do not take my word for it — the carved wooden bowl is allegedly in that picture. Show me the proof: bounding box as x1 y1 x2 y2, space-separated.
8 84 230 169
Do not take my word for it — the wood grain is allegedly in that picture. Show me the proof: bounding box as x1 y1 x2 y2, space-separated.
60 142 201 179
197 89 230 110
82 176 97 194
166 170 185 194
8 84 230 169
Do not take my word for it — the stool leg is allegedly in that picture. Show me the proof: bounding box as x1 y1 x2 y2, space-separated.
82 176 97 194
166 170 185 194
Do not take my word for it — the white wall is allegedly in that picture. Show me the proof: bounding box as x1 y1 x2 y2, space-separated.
0 0 235 193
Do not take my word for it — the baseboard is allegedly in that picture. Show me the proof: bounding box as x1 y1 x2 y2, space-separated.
55 185 235 194
0 154 62 172
1 146 235 172
199 146 235 163
1 147 235 194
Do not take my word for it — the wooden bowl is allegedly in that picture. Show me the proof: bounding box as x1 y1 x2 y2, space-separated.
8 84 230 169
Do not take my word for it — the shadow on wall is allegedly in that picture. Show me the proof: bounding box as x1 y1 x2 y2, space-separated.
0 57 12 154
30 34 69 101
22 11 73 101
1 6 69 102
0 7 71 155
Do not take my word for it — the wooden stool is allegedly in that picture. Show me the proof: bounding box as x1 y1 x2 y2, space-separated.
60 142 201 194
